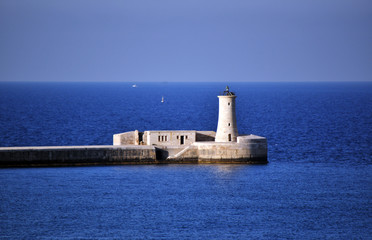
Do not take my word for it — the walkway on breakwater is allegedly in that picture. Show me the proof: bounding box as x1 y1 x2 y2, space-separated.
0 145 156 167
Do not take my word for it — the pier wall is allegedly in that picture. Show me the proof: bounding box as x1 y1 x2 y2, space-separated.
0 135 267 167
0 146 156 167
165 135 268 164
196 142 267 163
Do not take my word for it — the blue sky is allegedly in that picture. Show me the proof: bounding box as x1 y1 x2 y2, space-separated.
0 0 371 82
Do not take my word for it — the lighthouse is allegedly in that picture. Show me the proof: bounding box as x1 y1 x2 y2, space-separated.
215 86 239 142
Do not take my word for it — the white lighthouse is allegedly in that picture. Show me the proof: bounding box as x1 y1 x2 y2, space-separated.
215 86 239 142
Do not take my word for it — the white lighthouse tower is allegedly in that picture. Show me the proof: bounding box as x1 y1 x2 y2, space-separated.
215 86 239 142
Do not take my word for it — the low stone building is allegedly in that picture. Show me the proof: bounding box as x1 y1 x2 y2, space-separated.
113 130 216 146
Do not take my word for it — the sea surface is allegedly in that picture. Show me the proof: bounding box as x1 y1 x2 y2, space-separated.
0 82 371 239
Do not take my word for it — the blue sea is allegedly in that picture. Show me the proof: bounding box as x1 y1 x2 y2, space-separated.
0 82 371 239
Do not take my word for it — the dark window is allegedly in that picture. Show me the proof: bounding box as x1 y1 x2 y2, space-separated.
228 102 230 105
228 134 231 141
228 123 230 126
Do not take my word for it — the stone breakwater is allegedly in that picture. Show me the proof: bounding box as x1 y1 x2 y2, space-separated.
0 146 156 167
0 140 267 168
0 87 268 168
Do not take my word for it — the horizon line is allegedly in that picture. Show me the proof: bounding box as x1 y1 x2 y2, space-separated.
0 80 371 83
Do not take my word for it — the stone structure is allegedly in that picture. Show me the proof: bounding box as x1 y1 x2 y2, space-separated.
113 130 217 146
215 86 239 142
0 86 267 167
112 86 267 163
0 146 157 167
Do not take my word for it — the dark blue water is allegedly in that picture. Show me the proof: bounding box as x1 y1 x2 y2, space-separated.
0 82 371 239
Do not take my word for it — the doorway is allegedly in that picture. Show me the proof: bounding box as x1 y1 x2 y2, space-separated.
228 134 231 141
180 136 184 145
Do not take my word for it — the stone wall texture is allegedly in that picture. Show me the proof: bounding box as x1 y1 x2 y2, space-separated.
0 135 267 167
195 131 216 141
215 95 239 142
113 131 136 145
145 130 196 146
0 146 157 167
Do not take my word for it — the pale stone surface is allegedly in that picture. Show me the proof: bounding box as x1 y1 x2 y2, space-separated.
114 130 200 146
166 135 267 163
144 130 196 146
0 133 267 166
237 134 267 143
0 145 157 167
113 131 136 145
215 95 239 142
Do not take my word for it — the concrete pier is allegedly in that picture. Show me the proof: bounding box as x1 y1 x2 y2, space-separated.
0 137 267 167
0 145 157 167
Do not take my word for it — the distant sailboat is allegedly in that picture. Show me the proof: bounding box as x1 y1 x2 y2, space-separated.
161 96 164 103
132 84 137 88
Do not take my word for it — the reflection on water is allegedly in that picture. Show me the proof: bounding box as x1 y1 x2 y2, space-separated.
209 164 246 180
